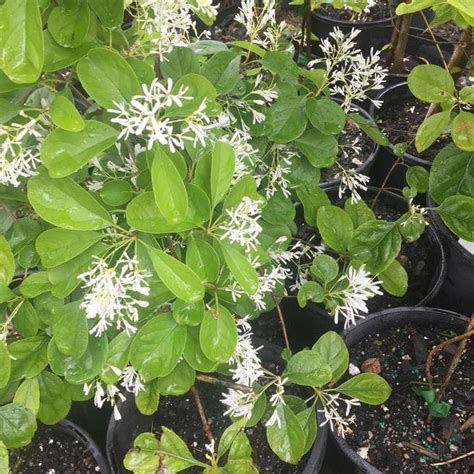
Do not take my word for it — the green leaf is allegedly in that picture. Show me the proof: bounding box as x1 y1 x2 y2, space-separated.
0 403 37 448
268 96 308 143
296 407 317 456
151 147 189 224
49 95 85 132
344 198 375 228
89 0 124 28
349 220 401 273
428 400 451 418
37 371 71 424
295 185 330 227
317 205 354 253
221 244 259 295
210 141 235 205
124 432 160 473
13 377 40 415
130 313 187 381
408 65 455 103
297 281 324 308
48 1 90 48
186 238 220 283
447 0 473 18
437 195 474 241
284 349 333 387
266 405 305 464
100 180 133 206
347 113 389 146
0 441 7 473
452 111 474 152
261 51 299 82
100 331 132 384
202 51 241 95
0 0 44 84
460 85 474 103
53 301 89 359
200 305 237 363
146 245 204 303
262 191 295 225
379 259 408 296
9 336 48 380
156 359 195 396
228 431 253 461
0 235 14 286
336 373 391 404
295 129 338 168
126 186 209 233
415 111 450 153
28 169 111 230
77 47 141 108
312 331 349 381
161 427 200 472
183 326 218 373
13 300 39 337
135 380 160 416
172 300 204 327
310 255 339 284
429 144 474 204
305 98 345 135
41 120 118 177
160 47 200 82
0 343 10 389
406 166 430 193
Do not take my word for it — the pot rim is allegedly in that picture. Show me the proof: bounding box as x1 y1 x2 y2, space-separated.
312 9 395 28
331 306 468 473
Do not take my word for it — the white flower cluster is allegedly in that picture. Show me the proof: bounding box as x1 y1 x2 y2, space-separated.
78 254 151 336
308 27 387 111
0 113 46 187
109 78 221 153
338 169 370 203
319 392 360 438
332 265 382 328
218 197 264 253
134 0 218 58
265 376 287 428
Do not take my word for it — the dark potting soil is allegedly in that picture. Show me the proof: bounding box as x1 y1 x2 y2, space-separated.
318 1 399 22
377 97 451 161
9 424 100 473
150 380 312 473
320 120 374 183
433 21 462 44
346 323 473 473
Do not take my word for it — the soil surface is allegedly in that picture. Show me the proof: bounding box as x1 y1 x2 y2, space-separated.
150 379 312 473
320 120 375 183
319 1 399 22
377 97 451 161
346 323 473 473
433 21 462 45
9 424 100 473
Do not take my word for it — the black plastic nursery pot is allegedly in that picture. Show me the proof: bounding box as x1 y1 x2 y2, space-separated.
288 186 446 347
9 419 110 473
106 343 328 474
332 307 469 473
368 82 436 189
427 195 474 317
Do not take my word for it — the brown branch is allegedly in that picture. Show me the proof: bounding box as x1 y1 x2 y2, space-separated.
391 13 412 74
436 314 474 402
402 441 440 460
196 374 252 393
273 298 291 351
370 157 402 209
191 386 215 445
461 415 474 432
431 450 474 467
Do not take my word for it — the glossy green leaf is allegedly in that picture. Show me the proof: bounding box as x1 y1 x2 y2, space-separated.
156 359 195 396
130 313 187 381
13 300 39 337
9 336 49 380
183 326 218 373
437 195 474 241
0 403 37 448
49 95 85 132
415 111 450 153
296 407 317 456
210 141 235 205
161 427 200 472
13 377 40 415
379 259 408 297
41 120 118 177
317 206 354 253
336 373 391 405
408 65 455 103
100 180 133 206
266 405 305 464
406 166 430 193
124 432 160 473
349 220 401 273
37 371 71 424
202 50 241 94
100 331 132 384
186 238 220 283
36 228 102 268
77 47 141 108
199 305 237 363
297 281 324 308
0 0 44 84
310 255 339 284
344 198 375 228
312 331 349 381
48 0 90 48
135 380 160 416
160 47 200 82
284 349 333 387
347 113 389 146
151 147 188 224
0 441 7 473
296 185 330 227
172 300 204 327
305 98 345 135
0 236 14 286
89 0 124 28
221 244 259 295
28 169 111 230
0 343 10 389
452 111 474 152
268 96 307 143
295 129 338 168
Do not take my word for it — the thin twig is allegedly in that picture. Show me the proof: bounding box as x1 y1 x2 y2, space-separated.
431 450 474 467
191 386 215 445
391 8 412 74
402 441 440 460
196 374 252 393
273 298 291 351
436 314 474 402
370 157 401 209
461 415 474 432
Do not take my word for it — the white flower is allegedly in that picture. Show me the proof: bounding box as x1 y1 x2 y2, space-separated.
235 0 276 44
332 265 382 328
83 380 126 420
265 376 287 428
120 366 145 395
318 392 360 438
221 389 256 419
338 169 370 203
218 197 264 253
78 254 151 336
